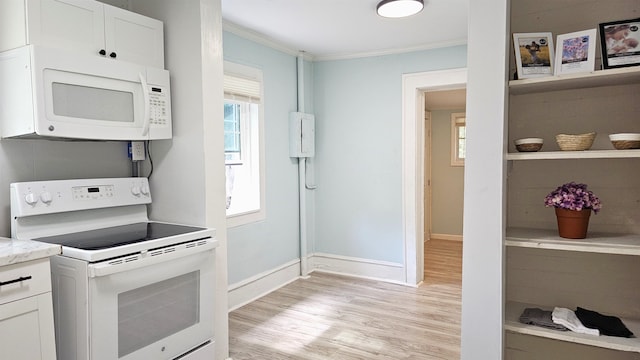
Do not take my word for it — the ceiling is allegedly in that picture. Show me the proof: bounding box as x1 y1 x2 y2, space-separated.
221 0 469 60
425 89 466 110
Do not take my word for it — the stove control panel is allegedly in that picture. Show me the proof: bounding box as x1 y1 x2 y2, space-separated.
73 184 115 201
10 178 152 217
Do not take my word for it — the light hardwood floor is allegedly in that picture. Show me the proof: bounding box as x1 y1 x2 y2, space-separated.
229 239 462 359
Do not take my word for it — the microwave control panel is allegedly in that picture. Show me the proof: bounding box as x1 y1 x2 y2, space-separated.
148 86 169 126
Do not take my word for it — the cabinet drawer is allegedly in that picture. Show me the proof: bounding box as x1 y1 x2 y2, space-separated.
0 258 51 305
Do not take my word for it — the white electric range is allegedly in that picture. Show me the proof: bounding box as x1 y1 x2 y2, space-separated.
11 177 217 360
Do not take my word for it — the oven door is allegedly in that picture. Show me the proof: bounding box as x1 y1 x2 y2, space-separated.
87 241 215 360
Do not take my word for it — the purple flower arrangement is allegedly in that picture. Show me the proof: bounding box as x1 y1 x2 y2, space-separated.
544 182 602 214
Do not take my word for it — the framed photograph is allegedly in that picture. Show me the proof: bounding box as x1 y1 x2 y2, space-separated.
555 29 597 75
513 32 554 79
599 18 640 69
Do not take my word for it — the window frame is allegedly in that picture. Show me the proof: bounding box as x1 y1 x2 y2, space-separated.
224 61 266 227
450 112 466 167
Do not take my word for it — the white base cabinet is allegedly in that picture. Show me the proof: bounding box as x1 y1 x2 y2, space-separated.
0 0 164 68
0 258 57 360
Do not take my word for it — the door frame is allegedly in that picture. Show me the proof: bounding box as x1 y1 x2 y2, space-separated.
401 68 467 285
424 110 432 243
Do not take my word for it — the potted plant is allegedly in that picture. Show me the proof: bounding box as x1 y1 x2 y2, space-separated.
544 182 602 239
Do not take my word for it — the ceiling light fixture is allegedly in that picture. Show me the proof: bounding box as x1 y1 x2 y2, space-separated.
376 0 424 18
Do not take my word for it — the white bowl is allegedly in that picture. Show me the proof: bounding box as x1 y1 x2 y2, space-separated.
609 133 640 141
514 138 543 145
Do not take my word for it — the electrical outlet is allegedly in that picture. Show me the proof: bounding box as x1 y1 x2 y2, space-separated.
131 141 145 161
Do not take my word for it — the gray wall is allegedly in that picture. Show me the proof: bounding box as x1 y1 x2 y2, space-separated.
0 141 129 236
431 109 465 236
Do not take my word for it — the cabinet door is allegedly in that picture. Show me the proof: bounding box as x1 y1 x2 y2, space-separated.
103 4 164 68
27 0 105 56
0 293 57 360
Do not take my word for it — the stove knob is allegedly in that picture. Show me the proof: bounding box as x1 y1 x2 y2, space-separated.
140 184 150 196
131 186 141 196
25 193 38 205
40 191 53 204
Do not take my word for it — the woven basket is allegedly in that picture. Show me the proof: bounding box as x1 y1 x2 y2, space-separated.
556 132 596 151
611 140 640 150
515 143 543 152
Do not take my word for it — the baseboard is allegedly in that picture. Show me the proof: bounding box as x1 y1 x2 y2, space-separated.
228 253 410 311
227 259 301 311
429 233 463 241
309 252 406 284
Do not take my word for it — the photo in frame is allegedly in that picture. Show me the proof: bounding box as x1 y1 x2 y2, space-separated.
555 29 597 75
599 18 640 69
513 32 554 78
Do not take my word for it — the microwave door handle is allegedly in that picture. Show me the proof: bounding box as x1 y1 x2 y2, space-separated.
139 73 151 137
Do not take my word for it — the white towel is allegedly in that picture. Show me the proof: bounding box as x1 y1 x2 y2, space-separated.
552 307 600 336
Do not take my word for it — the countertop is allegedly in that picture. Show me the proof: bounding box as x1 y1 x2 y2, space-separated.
0 237 61 267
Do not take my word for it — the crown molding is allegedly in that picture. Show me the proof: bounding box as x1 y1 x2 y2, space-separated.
223 21 314 60
313 38 468 61
222 20 467 62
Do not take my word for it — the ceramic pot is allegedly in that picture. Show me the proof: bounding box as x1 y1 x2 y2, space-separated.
555 208 591 239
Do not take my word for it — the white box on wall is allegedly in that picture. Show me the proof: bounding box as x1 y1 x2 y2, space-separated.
289 112 315 158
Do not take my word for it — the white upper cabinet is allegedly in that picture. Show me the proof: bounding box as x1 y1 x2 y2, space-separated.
0 0 164 68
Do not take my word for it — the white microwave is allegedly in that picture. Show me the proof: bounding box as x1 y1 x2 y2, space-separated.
0 45 171 141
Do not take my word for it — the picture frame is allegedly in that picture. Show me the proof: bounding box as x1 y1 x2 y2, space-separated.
513 32 555 79
554 29 597 75
599 18 640 69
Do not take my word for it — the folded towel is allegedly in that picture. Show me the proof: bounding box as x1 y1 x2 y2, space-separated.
552 307 599 336
575 307 634 338
519 308 568 331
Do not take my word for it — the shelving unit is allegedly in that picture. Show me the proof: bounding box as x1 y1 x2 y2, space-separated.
509 66 640 95
505 302 640 353
506 149 640 160
504 1 640 358
506 228 640 255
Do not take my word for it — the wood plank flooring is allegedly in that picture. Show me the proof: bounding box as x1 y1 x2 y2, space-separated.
228 239 462 359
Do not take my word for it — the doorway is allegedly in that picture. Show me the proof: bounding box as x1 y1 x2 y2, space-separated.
401 68 467 285
424 89 466 243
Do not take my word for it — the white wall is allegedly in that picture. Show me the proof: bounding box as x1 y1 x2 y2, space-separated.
120 1 229 358
461 0 508 358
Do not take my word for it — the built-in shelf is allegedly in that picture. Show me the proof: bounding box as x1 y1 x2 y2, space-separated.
506 301 640 353
506 228 640 256
506 149 640 160
509 66 640 95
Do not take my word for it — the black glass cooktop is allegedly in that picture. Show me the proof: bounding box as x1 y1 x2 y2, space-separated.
35 222 207 250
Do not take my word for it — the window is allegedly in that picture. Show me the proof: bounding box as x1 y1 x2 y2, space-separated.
224 62 265 227
451 112 466 166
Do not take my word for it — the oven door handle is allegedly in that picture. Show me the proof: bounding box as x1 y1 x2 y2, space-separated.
87 239 218 278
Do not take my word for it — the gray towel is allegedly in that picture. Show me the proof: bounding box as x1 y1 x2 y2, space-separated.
519 307 569 331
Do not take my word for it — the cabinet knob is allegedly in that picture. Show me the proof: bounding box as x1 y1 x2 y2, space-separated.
110 52 117 58
99 49 106 56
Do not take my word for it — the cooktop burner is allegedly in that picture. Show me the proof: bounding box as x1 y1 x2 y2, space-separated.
35 222 207 250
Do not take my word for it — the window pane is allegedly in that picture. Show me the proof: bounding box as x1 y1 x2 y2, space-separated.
224 63 265 225
458 125 466 159
224 101 261 216
224 103 241 153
